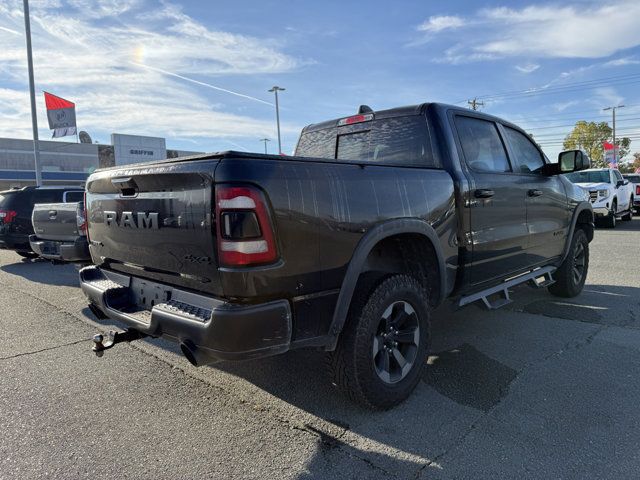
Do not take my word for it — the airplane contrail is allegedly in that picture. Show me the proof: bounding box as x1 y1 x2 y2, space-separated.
0 26 21 35
129 62 274 106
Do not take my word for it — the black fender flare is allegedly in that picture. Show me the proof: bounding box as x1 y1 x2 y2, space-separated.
327 218 447 349
560 202 594 263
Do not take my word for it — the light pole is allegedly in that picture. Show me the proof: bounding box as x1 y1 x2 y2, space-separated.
603 104 625 165
259 138 270 154
23 0 42 186
268 86 285 154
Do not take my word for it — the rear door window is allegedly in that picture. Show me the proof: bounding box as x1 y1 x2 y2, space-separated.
503 127 546 174
454 116 511 173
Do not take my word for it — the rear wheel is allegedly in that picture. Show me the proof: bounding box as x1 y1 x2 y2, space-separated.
326 274 430 409
549 229 589 298
16 251 38 259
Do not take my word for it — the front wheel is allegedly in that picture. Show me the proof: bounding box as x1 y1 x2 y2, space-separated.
326 274 430 409
621 197 633 221
549 229 589 298
603 202 617 228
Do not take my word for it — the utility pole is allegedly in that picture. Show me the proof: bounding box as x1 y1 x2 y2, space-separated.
268 86 285 154
603 104 625 165
468 98 484 111
23 0 42 186
259 138 270 154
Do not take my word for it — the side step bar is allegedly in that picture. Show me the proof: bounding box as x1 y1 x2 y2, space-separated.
458 266 556 310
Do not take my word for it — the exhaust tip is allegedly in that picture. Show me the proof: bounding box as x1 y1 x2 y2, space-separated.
180 342 199 366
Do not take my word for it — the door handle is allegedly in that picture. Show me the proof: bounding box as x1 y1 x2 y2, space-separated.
528 189 543 197
474 189 495 198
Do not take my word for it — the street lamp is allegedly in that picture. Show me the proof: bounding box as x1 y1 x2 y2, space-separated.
23 0 42 186
603 104 625 165
268 86 285 154
259 138 270 154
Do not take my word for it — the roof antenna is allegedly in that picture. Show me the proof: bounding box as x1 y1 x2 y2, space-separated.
358 105 373 114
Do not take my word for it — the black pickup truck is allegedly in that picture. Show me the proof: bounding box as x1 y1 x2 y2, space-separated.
80 103 594 408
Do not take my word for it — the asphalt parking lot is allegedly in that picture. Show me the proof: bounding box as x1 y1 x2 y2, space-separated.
1 219 639 479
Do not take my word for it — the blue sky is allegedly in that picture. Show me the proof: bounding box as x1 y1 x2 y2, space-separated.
1 0 640 161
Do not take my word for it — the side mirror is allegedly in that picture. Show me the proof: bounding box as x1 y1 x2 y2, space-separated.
616 180 625 188
558 150 591 173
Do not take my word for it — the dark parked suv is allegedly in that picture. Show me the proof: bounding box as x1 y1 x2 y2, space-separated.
0 186 84 258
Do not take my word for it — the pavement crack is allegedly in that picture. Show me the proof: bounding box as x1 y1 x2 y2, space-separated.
0 338 90 361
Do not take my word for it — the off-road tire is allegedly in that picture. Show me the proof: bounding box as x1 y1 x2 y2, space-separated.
326 274 431 409
549 228 589 298
16 251 38 259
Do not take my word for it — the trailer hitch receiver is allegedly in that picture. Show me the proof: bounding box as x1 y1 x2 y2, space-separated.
92 329 146 357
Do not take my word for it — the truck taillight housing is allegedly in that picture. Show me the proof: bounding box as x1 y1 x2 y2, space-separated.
215 185 277 266
76 200 87 236
636 185 640 196
0 209 17 223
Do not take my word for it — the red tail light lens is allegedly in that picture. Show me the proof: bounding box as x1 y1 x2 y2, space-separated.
636 185 640 196
215 185 277 266
76 202 87 236
0 210 17 223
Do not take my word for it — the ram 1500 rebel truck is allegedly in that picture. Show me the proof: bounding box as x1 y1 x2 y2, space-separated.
29 200 90 263
566 168 634 227
80 103 594 409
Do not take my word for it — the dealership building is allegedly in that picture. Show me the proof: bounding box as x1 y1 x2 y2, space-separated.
0 133 202 191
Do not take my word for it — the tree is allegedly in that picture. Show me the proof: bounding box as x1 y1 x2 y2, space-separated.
563 121 631 168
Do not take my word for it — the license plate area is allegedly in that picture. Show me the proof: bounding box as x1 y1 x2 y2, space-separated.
130 277 171 310
42 242 60 255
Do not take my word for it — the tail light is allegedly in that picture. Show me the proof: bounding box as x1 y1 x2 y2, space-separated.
76 201 87 236
215 185 278 266
0 210 17 223
636 185 640 196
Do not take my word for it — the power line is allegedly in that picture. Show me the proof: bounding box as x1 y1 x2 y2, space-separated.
460 72 640 103
524 117 640 132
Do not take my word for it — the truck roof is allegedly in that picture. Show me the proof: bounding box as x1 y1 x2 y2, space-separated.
300 102 529 134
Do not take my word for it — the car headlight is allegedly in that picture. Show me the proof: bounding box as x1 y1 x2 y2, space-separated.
598 190 609 199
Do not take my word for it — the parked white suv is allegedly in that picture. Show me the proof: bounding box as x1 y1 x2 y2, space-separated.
565 168 634 228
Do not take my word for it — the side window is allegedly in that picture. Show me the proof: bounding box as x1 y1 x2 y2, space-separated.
613 170 623 184
454 116 511 173
64 191 84 203
503 127 546 174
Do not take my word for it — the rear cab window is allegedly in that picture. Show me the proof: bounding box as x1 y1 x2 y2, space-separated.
296 114 438 168
64 191 84 203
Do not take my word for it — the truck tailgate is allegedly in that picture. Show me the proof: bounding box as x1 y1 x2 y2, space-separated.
32 202 81 241
85 159 221 295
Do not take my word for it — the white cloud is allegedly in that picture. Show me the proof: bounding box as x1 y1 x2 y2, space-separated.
413 1 640 62
417 15 465 33
0 0 302 144
515 63 540 73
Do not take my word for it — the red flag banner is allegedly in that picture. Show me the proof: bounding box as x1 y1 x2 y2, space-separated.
43 92 77 138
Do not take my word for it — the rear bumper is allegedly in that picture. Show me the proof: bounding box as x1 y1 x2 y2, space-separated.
0 232 30 252
79 265 292 363
29 235 90 262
